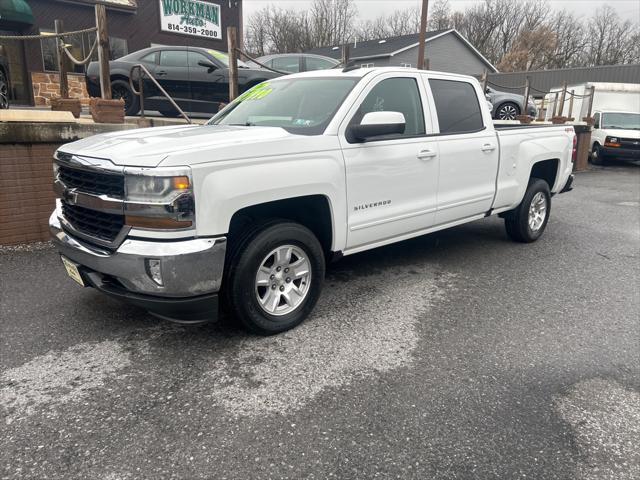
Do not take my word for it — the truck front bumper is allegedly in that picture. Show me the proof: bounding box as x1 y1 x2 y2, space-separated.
49 211 226 323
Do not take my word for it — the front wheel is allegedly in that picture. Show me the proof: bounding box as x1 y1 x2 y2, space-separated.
504 178 551 243
224 221 325 335
590 143 607 166
0 71 9 109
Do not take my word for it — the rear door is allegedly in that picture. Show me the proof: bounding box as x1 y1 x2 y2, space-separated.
339 72 440 251
423 75 499 225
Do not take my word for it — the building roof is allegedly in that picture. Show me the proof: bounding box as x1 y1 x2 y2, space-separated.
487 63 640 97
306 29 498 72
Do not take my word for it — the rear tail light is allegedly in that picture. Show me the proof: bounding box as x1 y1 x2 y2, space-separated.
571 135 577 163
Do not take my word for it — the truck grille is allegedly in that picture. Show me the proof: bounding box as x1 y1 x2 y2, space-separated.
619 138 640 150
58 165 124 198
61 202 124 243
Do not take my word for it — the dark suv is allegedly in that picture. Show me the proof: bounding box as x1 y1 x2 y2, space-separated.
0 47 10 109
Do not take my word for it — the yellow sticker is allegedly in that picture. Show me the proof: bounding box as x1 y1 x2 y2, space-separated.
237 82 272 102
208 49 228 61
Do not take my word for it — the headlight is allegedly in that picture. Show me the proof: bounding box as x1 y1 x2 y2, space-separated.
608 137 618 143
124 168 195 230
125 175 190 202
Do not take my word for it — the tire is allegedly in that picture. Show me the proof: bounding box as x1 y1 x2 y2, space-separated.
590 143 607 166
111 79 139 116
159 108 180 118
224 220 325 335
496 101 520 120
504 178 551 243
0 70 9 110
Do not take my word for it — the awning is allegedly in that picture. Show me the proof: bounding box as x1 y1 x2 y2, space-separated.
0 0 34 26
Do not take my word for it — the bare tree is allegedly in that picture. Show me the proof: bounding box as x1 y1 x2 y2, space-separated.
585 6 638 66
497 27 557 71
428 0 452 30
310 0 358 46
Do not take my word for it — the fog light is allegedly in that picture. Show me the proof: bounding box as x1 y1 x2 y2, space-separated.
146 258 163 286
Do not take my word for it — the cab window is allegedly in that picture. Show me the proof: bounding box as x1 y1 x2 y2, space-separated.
429 79 484 134
350 77 426 137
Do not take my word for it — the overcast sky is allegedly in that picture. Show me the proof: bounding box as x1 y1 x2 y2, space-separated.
243 0 640 24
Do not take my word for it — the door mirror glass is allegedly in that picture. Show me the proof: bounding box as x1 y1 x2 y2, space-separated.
347 111 406 142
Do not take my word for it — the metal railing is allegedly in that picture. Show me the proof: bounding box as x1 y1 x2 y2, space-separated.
128 64 192 124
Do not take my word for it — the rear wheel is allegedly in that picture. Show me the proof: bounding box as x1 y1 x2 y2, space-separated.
111 79 139 116
496 101 520 120
504 178 551 243
0 70 9 109
224 221 325 335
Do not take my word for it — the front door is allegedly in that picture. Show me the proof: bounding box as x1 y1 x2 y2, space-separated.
424 76 499 225
339 73 440 251
157 49 192 112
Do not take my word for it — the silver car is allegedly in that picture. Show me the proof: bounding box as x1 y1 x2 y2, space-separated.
247 53 339 74
486 86 537 120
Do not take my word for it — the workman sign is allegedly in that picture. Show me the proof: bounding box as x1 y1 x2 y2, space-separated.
159 0 221 39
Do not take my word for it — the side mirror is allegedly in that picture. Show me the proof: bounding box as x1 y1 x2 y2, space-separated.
347 111 406 143
198 60 217 72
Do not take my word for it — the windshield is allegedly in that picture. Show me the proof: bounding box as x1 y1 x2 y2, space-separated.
602 112 640 130
208 77 359 135
206 49 248 68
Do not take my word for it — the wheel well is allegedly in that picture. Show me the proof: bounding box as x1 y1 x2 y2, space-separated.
530 159 559 189
228 195 334 253
110 74 129 84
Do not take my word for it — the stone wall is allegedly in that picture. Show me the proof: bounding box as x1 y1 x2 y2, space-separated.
31 72 90 107
0 143 58 244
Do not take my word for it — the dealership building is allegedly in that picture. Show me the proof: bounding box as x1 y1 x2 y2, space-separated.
0 0 242 106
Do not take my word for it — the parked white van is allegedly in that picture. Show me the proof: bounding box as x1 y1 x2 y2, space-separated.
544 83 640 164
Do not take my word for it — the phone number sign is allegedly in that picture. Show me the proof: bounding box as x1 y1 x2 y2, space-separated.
160 0 221 39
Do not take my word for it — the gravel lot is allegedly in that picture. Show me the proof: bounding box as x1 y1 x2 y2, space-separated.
1 163 639 479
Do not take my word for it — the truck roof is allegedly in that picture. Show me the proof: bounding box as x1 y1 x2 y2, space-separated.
278 66 479 83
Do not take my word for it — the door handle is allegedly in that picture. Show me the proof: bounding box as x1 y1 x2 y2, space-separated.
156 70 167 76
417 149 437 160
481 143 496 152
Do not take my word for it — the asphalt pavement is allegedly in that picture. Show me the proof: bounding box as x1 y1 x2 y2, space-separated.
1 162 639 479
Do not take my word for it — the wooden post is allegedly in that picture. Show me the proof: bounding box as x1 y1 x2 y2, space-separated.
480 69 488 93
568 89 575 119
557 81 567 117
523 77 530 116
95 4 111 99
552 92 559 117
424 58 429 70
227 26 238 101
54 20 69 99
341 44 350 67
417 0 429 69
537 96 545 121
586 85 595 118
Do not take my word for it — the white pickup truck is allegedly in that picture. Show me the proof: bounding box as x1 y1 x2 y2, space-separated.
50 68 575 334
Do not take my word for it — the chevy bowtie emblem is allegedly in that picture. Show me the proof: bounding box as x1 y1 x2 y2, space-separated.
62 188 78 205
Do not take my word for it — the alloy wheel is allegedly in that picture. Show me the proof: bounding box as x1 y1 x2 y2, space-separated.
254 244 312 316
528 192 547 232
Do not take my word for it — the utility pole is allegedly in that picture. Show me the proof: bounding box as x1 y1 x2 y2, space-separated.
417 0 429 69
95 4 111 99
341 44 350 68
227 26 238 101
54 20 68 99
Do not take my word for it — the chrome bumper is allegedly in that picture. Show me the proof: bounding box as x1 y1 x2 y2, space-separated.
49 210 226 298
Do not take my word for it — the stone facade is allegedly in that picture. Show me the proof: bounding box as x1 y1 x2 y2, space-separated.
31 72 90 107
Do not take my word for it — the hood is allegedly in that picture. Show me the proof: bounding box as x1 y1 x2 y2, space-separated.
58 124 295 167
600 128 640 139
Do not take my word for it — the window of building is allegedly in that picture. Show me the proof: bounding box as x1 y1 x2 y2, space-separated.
351 77 425 137
400 63 412 68
360 63 374 68
429 79 484 134
41 30 127 73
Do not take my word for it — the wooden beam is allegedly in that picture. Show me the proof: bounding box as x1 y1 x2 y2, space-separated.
227 26 238 101
95 4 111 99
54 20 68 99
417 0 429 69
